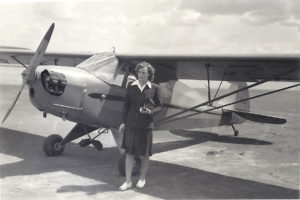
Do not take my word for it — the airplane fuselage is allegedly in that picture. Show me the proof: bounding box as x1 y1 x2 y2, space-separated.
29 65 236 131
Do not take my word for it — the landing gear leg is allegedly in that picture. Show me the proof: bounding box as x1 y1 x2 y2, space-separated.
231 124 239 136
43 123 97 156
111 128 124 154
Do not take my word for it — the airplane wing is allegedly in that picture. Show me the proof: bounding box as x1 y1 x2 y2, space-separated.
116 54 300 82
1 50 300 82
0 49 93 67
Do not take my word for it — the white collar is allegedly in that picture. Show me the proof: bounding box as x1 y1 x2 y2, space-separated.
131 80 152 91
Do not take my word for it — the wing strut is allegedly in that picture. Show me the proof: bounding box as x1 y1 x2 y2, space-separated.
157 79 267 124
212 72 226 102
156 82 300 126
155 68 296 125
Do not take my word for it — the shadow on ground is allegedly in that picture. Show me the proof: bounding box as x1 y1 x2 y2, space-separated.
170 129 272 145
0 127 298 199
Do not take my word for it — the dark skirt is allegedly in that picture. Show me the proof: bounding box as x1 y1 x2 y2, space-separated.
121 126 153 156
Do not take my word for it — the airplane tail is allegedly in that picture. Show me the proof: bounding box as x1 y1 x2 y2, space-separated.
218 82 286 125
217 82 250 112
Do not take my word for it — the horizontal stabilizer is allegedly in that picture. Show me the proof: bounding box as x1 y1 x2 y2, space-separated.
232 110 286 124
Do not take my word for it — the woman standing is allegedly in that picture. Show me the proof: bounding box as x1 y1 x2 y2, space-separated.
118 61 162 190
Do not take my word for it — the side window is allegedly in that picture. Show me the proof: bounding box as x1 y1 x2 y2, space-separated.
111 63 137 88
111 65 136 88
111 72 126 87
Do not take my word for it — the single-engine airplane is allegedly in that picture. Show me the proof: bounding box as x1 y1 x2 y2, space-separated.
1 23 300 176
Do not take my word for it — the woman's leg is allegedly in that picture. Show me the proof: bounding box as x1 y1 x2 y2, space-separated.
125 153 134 183
139 129 151 181
139 155 149 180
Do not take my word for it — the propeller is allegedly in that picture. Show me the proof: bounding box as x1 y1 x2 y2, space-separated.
2 23 55 124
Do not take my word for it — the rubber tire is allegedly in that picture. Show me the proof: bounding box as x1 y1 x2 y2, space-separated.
234 130 239 136
43 134 64 156
118 153 141 177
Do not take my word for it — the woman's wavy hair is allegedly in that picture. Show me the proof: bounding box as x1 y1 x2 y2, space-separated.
135 61 155 81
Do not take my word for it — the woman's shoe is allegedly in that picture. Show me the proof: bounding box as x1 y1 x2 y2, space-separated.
119 181 132 191
136 179 146 188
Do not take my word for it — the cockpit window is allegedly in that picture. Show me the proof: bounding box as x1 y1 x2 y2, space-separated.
77 53 119 84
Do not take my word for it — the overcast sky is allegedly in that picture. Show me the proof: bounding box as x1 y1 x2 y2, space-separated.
0 0 300 54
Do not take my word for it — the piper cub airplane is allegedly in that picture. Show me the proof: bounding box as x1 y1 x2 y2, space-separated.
1 23 300 176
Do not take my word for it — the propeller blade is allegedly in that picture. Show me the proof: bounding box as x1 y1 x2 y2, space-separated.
23 23 55 83
1 82 26 124
2 23 55 124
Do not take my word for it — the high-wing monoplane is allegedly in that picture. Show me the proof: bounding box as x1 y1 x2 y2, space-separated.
1 24 299 175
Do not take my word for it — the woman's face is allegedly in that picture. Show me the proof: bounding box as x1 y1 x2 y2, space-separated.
137 67 149 82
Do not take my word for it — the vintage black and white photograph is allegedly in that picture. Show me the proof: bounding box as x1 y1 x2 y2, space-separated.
0 0 299 199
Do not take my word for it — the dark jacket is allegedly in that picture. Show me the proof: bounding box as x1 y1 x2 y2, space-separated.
121 81 163 129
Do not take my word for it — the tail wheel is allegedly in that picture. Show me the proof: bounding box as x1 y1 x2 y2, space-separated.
234 130 239 136
43 134 64 156
118 153 141 177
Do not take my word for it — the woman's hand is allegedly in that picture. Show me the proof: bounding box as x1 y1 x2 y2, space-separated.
119 123 125 134
139 107 152 115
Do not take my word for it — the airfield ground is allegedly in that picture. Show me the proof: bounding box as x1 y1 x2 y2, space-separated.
0 67 299 199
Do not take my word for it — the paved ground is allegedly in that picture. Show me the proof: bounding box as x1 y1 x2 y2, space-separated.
0 67 299 199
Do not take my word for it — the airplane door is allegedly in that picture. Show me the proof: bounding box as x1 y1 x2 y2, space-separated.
96 64 130 128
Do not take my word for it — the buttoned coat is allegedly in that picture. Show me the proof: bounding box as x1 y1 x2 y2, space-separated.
121 81 163 129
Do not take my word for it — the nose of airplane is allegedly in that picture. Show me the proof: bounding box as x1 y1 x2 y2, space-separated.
28 65 113 123
28 65 88 108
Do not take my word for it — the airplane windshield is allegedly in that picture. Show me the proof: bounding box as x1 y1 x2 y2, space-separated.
77 53 119 84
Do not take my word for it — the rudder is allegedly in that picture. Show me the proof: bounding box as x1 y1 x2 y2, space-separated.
218 82 250 112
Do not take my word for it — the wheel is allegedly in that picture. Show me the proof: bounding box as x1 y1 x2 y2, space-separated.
234 130 239 136
43 134 65 156
118 153 141 177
